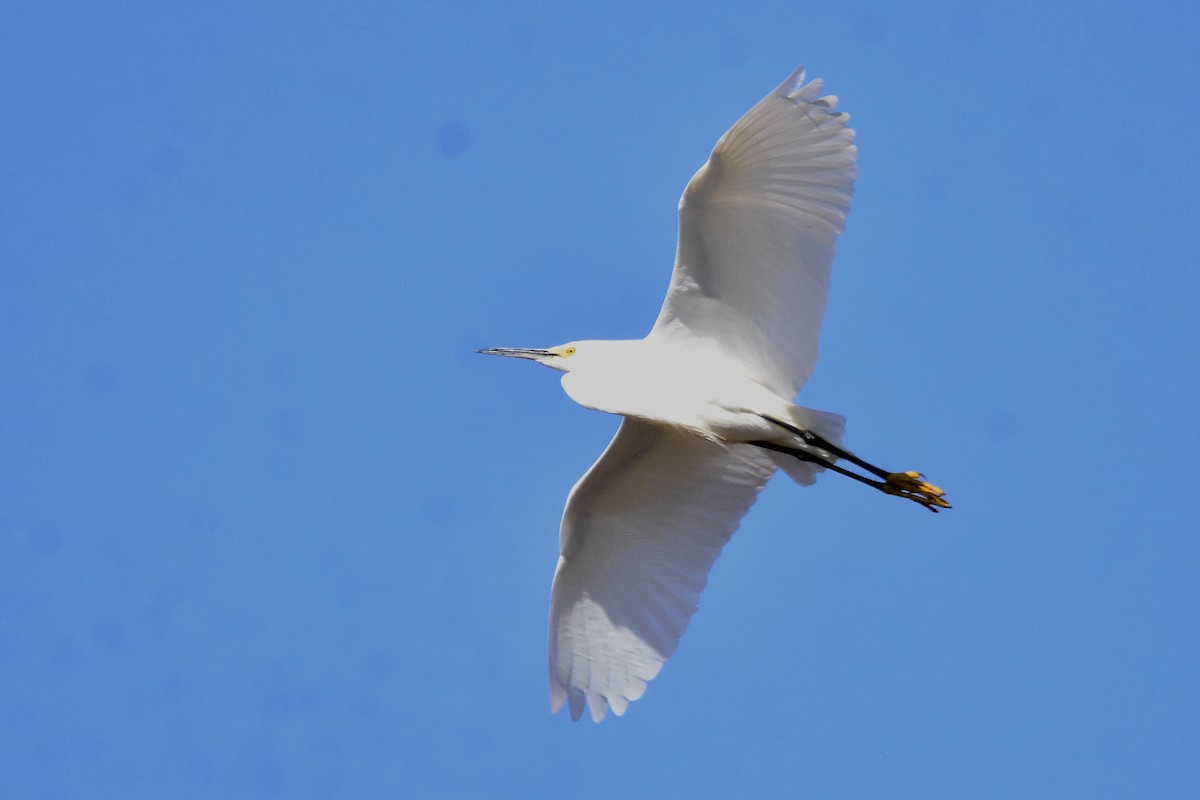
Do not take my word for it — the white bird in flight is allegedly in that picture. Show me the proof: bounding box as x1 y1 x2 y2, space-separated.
481 66 949 722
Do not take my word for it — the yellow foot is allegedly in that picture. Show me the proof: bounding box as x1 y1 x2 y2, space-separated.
882 471 951 513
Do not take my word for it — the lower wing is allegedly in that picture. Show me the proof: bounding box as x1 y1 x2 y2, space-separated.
549 419 777 721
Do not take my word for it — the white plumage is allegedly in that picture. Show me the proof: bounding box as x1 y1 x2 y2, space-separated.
482 66 947 721
652 68 855 397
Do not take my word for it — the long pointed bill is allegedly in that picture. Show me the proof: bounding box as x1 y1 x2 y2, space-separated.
477 347 553 361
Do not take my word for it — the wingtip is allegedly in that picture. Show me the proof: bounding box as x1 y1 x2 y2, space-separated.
776 66 850 122
781 65 807 95
551 682 591 722
788 76 825 104
552 678 624 722
570 693 587 721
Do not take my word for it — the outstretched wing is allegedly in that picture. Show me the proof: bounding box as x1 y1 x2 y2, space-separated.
549 419 776 721
650 67 858 397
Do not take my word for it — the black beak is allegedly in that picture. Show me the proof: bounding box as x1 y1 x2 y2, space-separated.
477 347 553 360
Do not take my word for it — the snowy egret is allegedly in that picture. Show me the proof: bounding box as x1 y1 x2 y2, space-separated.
481 67 949 722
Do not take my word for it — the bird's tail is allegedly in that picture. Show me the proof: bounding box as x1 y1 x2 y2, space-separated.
769 406 846 486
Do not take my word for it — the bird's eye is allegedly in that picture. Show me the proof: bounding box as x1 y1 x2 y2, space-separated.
563 347 577 357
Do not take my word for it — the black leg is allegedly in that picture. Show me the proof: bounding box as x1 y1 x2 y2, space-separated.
761 415 890 479
747 440 892 491
750 419 951 513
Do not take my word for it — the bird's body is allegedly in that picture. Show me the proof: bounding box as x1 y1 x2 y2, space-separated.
482 67 948 722
558 339 789 441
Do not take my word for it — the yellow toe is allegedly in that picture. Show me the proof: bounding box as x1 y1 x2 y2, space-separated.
884 471 951 511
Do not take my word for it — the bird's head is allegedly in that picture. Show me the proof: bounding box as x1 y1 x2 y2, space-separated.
478 342 583 373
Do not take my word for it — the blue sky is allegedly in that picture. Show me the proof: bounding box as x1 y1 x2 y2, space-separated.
3 1 1199 796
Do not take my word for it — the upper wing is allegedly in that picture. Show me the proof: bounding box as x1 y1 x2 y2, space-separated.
549 419 776 721
649 67 858 397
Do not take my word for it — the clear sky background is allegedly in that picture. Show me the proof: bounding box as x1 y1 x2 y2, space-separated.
3 1 1199 797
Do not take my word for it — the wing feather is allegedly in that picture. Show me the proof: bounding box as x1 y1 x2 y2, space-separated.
549 419 776 721
650 67 858 396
